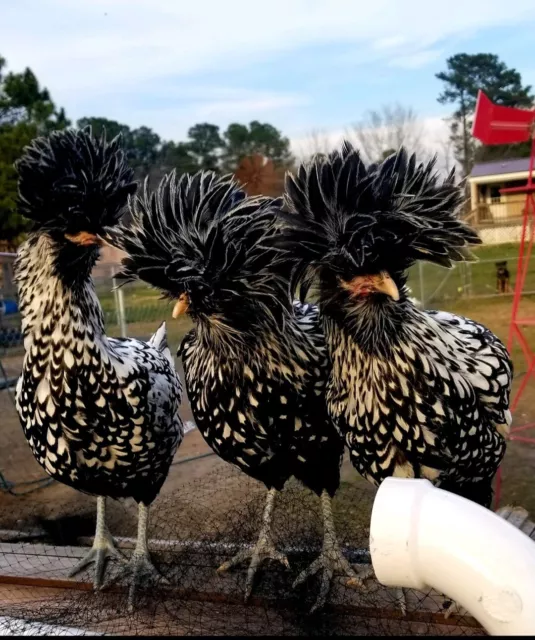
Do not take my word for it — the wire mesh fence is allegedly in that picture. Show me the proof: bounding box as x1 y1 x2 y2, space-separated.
412 253 534 307
1 236 530 349
0 245 527 636
0 463 485 636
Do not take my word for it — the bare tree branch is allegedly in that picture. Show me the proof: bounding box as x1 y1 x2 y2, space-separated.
350 104 425 163
297 128 340 161
436 125 455 175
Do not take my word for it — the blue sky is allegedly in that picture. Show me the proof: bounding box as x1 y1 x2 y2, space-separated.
1 0 535 157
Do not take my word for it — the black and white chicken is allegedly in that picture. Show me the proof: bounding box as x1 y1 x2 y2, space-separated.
14 128 184 609
276 143 513 614
115 170 356 611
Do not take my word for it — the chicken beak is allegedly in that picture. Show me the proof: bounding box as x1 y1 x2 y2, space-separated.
342 272 400 301
64 231 101 247
374 272 400 300
172 294 190 318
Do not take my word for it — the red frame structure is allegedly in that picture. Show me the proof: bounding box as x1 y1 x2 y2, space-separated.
472 91 535 505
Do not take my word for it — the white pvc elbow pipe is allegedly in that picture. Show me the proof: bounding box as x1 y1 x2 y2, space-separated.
370 477 535 635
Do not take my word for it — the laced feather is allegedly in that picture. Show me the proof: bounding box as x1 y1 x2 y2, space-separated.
116 170 293 328
16 126 137 235
278 141 481 277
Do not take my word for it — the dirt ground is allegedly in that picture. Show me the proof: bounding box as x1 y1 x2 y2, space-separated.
0 351 374 543
446 295 535 513
1 293 535 537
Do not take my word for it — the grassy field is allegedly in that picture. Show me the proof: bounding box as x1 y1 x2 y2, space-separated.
92 242 535 514
5 241 530 334
98 242 530 345
409 242 535 305
2 242 535 526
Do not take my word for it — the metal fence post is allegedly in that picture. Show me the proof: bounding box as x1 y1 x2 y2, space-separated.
111 267 127 338
467 262 473 297
418 262 425 308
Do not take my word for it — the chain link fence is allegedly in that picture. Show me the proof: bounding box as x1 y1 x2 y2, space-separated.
2 236 528 347
412 252 532 308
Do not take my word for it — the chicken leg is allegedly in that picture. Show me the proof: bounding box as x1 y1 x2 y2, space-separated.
102 502 168 611
69 496 126 588
217 488 289 601
293 490 373 612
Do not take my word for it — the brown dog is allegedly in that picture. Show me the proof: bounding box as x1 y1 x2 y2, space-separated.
496 261 511 294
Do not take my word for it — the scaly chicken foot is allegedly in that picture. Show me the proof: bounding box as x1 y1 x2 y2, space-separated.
217 488 289 601
69 496 126 589
294 490 373 612
101 503 168 612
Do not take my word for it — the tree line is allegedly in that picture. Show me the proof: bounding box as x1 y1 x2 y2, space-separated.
0 54 292 243
0 50 533 244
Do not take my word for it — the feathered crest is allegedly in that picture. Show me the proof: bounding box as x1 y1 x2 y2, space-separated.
116 170 292 327
16 126 136 234
278 141 480 277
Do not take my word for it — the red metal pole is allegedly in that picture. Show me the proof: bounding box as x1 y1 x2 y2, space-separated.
479 107 535 509
527 136 535 189
506 137 535 352
507 201 530 352
511 356 535 413
516 202 534 304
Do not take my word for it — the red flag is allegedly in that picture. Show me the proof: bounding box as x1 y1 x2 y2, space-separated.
472 90 534 145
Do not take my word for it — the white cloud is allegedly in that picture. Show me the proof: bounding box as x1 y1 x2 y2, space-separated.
389 49 444 69
195 93 309 118
1 1 534 141
373 36 410 51
82 89 309 140
2 1 534 94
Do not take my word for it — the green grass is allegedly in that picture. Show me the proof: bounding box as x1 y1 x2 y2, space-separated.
95 241 529 348
407 242 533 306
92 246 535 513
95 279 193 349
